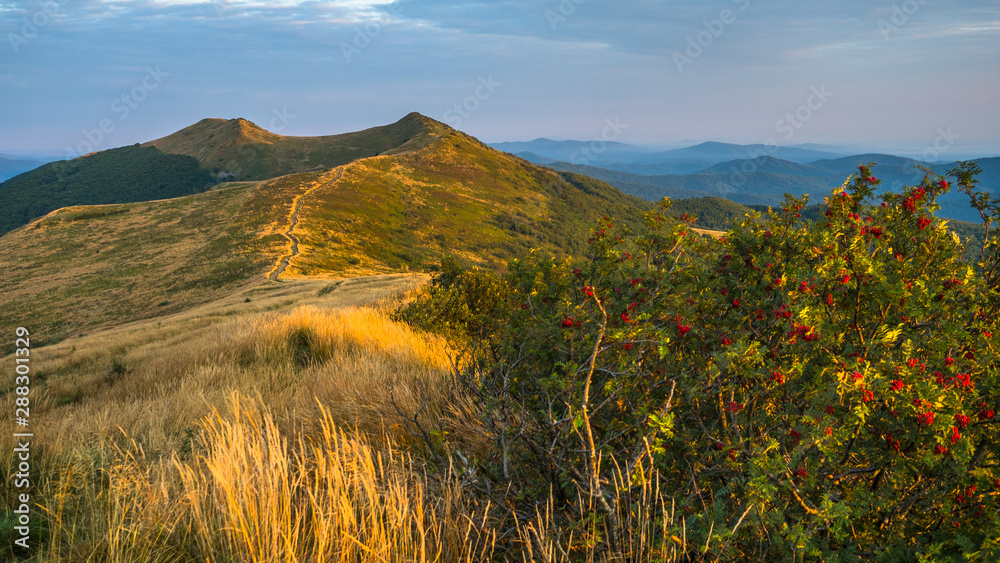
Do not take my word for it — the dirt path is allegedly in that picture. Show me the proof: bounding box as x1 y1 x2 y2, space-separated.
692 227 726 239
269 167 344 281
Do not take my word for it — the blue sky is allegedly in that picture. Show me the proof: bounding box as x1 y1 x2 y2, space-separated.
1 0 998 156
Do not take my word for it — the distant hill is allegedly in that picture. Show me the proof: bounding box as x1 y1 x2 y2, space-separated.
544 154 999 223
0 114 654 342
0 155 44 181
636 141 843 166
493 139 849 176
513 151 560 165
668 197 758 231
544 161 833 207
0 145 217 235
700 155 834 178
601 160 728 176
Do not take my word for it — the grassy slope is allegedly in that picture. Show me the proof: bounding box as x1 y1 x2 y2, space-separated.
0 182 285 350
287 123 653 276
0 277 461 561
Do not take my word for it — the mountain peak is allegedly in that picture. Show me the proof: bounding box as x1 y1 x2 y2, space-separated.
149 118 280 155
141 112 453 181
231 118 280 145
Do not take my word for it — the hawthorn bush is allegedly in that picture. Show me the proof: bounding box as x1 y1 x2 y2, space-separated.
405 163 1000 561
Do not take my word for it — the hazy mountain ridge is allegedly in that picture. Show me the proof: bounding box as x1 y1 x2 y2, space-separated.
0 154 45 182
540 153 1000 222
491 139 849 175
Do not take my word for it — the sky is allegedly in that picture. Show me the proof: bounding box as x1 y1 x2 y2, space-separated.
1 0 999 158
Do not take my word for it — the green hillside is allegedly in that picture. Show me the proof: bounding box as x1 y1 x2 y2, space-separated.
668 196 757 230
0 145 216 235
282 130 653 276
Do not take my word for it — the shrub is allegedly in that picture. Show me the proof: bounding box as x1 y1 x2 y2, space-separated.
407 163 1000 560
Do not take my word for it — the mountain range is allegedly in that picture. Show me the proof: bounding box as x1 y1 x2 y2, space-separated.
0 113 653 343
3 113 997 344
492 140 999 222
0 154 45 182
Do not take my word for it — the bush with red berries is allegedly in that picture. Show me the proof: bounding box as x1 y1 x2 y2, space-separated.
406 162 1000 560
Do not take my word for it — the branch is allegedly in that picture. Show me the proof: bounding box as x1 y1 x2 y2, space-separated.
389 381 437 456
580 291 620 553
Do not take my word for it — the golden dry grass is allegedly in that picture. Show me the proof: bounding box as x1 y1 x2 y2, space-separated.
2 278 684 562
4 295 488 561
36 393 496 562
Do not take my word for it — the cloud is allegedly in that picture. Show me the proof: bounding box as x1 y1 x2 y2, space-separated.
1 0 998 150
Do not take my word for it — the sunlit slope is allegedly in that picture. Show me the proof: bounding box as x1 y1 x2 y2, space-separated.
0 182 291 347
283 128 654 276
